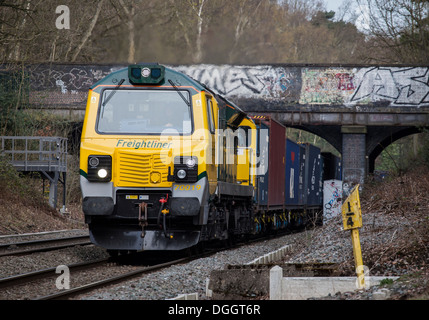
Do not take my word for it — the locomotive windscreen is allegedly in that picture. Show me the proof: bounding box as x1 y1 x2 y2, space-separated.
97 89 192 135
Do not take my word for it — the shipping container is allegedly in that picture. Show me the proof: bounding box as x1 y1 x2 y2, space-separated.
253 117 286 208
303 143 323 207
255 121 269 205
335 157 342 180
285 139 304 207
321 152 342 180
298 143 306 205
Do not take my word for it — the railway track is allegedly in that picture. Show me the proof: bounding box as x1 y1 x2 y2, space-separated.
0 247 206 300
35 256 190 300
0 238 257 300
0 227 302 300
0 254 186 300
0 235 92 257
0 257 108 289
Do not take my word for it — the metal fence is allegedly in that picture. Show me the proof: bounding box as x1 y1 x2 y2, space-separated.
0 136 68 210
0 136 67 172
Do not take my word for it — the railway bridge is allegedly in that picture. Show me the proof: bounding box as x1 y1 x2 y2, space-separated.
2 63 429 192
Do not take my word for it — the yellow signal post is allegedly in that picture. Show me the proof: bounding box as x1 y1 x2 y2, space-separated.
341 184 365 289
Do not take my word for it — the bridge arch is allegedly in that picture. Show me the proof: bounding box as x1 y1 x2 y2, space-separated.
286 124 342 155
367 126 423 174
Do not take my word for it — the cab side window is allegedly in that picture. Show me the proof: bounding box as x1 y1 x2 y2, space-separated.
238 126 250 148
206 97 215 133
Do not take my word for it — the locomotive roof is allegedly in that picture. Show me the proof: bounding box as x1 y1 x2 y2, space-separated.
90 64 205 94
89 64 252 126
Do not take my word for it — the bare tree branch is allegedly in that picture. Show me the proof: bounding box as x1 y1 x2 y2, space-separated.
71 0 105 62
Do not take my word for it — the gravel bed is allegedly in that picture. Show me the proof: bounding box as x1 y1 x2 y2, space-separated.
75 209 429 300
1 207 427 300
0 244 109 278
77 236 297 300
0 261 140 300
0 229 297 300
281 210 429 300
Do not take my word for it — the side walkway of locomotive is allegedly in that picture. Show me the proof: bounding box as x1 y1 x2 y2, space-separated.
79 63 341 254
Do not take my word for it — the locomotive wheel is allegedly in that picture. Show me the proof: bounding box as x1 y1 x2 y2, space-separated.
188 242 205 256
107 249 119 258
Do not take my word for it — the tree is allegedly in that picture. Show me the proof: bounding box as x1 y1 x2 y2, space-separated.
0 0 40 62
357 0 429 63
109 0 145 63
226 0 264 63
168 0 210 63
69 0 106 62
0 0 370 64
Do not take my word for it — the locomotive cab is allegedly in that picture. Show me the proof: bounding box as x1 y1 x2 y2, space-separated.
80 64 255 252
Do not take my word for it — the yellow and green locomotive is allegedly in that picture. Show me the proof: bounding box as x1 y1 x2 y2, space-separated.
80 63 334 254
80 64 259 253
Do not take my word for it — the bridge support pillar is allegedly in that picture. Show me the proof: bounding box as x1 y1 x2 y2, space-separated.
341 126 367 196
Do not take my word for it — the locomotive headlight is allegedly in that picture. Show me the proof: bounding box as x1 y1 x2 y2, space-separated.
97 169 108 179
151 68 162 79
141 67 151 78
171 156 198 183
177 169 187 179
128 64 165 84
87 155 112 182
186 158 196 168
89 157 100 167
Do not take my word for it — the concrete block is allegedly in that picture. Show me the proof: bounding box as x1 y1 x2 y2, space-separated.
269 266 399 300
278 277 359 300
168 292 199 300
208 267 269 299
269 266 283 300
206 278 213 298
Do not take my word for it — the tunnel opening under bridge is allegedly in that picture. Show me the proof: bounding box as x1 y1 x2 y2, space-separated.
368 127 429 179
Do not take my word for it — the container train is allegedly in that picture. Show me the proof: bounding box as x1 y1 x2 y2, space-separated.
80 63 341 254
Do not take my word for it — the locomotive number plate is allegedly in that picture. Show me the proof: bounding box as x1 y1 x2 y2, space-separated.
125 195 149 200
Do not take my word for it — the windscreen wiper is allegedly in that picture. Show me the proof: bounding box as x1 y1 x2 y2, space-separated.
102 78 125 107
168 79 191 108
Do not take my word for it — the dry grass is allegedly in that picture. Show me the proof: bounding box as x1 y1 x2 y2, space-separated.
0 156 85 235
362 166 429 217
0 198 84 234
360 167 429 268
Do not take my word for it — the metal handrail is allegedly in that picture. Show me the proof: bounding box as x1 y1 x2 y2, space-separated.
0 136 67 172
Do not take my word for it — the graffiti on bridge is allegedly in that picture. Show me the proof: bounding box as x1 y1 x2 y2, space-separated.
179 65 429 108
5 63 429 109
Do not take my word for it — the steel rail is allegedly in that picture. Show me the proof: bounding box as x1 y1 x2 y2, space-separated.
33 236 285 300
0 235 92 257
0 258 109 289
34 257 189 300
